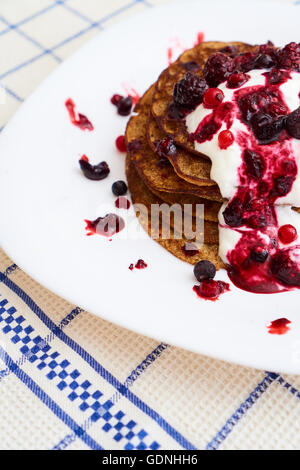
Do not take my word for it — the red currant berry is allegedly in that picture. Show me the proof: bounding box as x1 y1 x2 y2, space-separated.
115 135 127 152
278 224 298 244
203 88 224 108
111 94 123 106
218 130 234 149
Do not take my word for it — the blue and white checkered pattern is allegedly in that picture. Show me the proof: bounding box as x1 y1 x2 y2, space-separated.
1 0 300 450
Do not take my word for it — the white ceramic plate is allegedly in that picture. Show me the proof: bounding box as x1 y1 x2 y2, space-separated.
1 0 300 374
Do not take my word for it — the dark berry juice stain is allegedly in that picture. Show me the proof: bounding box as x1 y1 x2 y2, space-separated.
115 197 131 210
65 98 94 131
267 318 291 335
85 214 125 237
193 280 230 301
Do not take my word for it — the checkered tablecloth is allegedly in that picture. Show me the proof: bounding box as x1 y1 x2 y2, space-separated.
1 0 300 451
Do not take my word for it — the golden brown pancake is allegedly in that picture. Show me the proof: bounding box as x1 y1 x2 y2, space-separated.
126 154 224 268
126 84 223 202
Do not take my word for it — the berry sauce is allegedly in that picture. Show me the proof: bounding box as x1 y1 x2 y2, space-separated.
187 62 300 294
85 214 125 237
181 243 200 257
267 318 291 335
193 280 230 301
65 98 94 131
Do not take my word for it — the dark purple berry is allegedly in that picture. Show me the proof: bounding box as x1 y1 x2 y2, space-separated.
156 137 177 159
79 158 110 181
250 111 285 143
227 72 249 89
254 53 275 69
273 175 294 197
285 107 300 139
167 102 187 120
173 72 208 109
223 199 244 227
117 96 133 116
271 249 300 287
193 260 216 282
250 246 269 263
276 42 300 72
243 149 265 179
204 52 233 87
248 214 267 229
112 180 128 196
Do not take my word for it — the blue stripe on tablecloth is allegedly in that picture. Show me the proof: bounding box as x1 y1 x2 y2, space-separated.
3 265 19 276
0 82 23 102
0 1 66 37
0 16 61 62
0 270 196 450
0 0 146 82
0 305 83 381
206 372 279 450
0 344 103 450
53 342 169 450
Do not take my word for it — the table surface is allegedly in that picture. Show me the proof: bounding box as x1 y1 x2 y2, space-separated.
0 0 300 451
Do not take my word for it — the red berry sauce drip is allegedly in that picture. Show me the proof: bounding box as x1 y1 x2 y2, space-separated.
194 32 205 47
267 318 291 335
85 214 125 237
193 280 230 301
135 259 147 269
115 197 131 210
65 98 94 131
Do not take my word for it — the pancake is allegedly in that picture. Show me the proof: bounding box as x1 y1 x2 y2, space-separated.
126 84 223 202
147 112 215 186
126 154 224 269
151 41 258 156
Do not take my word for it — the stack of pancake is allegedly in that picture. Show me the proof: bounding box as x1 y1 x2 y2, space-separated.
125 41 257 270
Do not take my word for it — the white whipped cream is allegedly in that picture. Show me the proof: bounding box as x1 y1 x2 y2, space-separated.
185 69 300 267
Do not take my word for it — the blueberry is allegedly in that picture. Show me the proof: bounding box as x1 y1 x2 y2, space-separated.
223 199 244 227
193 260 216 282
112 180 128 196
250 246 269 263
117 96 133 116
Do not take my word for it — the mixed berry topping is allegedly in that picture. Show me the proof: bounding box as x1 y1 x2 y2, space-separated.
85 214 125 237
194 260 216 282
79 157 110 181
112 180 128 196
285 107 300 139
173 72 208 109
115 135 127 152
